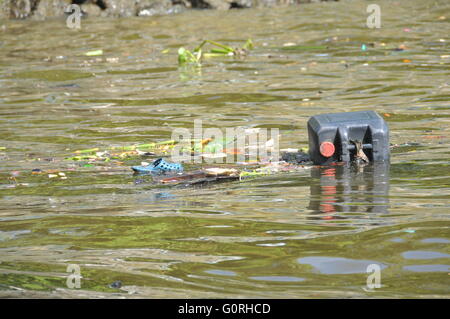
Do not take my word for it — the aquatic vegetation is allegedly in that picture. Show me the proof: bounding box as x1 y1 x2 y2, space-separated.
178 39 253 66
177 47 202 65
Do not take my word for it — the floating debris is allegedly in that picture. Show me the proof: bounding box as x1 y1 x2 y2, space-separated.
75 148 99 154
159 171 208 184
159 169 240 186
239 169 271 179
204 168 239 176
65 140 178 162
64 136 257 164
109 281 122 289
178 39 253 66
85 49 103 56
281 148 310 164
132 158 184 175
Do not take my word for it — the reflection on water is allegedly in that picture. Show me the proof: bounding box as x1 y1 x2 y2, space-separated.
204 269 237 277
403 265 449 273
297 256 387 275
402 251 450 260
309 163 390 218
421 238 450 244
249 276 305 282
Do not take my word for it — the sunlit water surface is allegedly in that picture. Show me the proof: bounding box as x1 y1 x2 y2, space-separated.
0 0 449 298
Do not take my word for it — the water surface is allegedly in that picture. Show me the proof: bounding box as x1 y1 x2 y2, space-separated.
0 0 449 298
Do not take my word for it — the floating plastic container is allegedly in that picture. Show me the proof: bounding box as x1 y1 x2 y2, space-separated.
307 111 389 165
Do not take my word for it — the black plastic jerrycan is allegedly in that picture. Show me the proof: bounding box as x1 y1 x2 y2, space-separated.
307 110 389 165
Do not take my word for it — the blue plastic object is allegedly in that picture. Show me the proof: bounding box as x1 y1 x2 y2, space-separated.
132 158 183 174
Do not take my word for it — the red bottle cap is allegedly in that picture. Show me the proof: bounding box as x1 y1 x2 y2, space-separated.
320 141 335 157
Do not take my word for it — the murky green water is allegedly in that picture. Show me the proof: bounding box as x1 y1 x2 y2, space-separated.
0 0 449 298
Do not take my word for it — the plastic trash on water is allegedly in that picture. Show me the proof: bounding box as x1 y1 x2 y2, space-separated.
307 111 390 165
132 158 183 175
